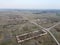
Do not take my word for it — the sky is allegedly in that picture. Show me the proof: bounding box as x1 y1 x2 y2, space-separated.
0 0 60 9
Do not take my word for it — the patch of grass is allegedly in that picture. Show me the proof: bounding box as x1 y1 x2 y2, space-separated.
50 28 60 43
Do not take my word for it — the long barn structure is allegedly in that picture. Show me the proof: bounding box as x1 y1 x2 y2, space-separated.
16 30 47 43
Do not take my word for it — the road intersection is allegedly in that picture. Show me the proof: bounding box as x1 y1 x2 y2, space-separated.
24 16 60 45
17 16 60 45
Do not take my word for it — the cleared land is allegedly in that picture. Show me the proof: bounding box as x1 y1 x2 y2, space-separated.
0 10 60 45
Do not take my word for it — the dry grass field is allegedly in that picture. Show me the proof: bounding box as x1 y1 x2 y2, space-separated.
0 10 60 45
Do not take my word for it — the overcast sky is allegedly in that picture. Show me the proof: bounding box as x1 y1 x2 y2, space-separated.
0 0 60 9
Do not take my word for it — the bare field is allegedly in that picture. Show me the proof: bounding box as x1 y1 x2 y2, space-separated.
0 10 60 45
